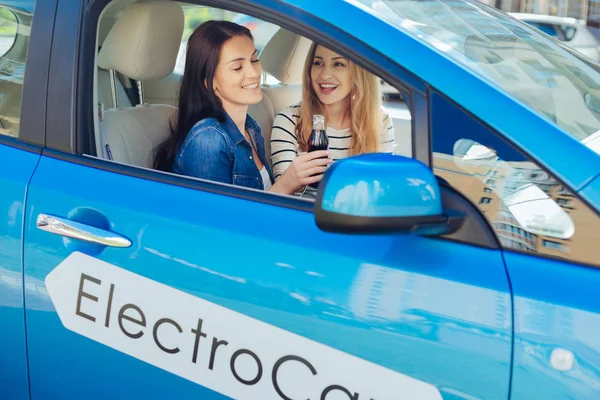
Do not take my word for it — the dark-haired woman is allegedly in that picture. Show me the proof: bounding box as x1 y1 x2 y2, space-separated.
154 20 331 194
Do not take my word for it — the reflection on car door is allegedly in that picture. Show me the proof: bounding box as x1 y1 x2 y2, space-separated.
504 252 600 399
22 152 513 399
0 0 51 396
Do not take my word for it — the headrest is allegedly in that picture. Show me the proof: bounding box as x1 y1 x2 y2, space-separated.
260 28 313 85
98 0 184 81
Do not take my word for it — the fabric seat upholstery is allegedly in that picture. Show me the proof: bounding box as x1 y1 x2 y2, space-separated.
249 29 312 166
97 0 184 168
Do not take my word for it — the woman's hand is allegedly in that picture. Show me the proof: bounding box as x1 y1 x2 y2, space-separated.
270 150 332 195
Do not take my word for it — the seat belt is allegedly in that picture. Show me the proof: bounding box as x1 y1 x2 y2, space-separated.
116 72 140 106
97 102 113 161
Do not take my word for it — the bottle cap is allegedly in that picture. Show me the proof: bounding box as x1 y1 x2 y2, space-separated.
312 114 325 131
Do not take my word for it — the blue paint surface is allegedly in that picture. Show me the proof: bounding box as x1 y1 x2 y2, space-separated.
0 144 39 400
504 251 600 399
321 154 443 217
22 155 511 399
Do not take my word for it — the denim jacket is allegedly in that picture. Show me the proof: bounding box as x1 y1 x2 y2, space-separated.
173 113 273 190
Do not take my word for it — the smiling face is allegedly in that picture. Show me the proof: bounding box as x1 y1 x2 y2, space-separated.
213 35 263 109
310 45 353 106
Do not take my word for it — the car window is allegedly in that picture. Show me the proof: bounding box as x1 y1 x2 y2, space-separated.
523 22 577 42
0 7 17 57
0 2 32 138
173 7 280 76
526 22 560 38
362 0 600 149
170 6 412 158
430 91 599 266
91 0 413 198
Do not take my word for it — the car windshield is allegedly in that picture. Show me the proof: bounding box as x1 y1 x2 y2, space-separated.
356 0 600 150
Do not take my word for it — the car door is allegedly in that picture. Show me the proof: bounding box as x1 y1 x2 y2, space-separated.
429 90 600 399
0 0 54 399
22 0 512 399
0 143 37 400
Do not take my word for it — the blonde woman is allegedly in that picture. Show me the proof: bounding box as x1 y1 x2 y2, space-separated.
270 43 395 196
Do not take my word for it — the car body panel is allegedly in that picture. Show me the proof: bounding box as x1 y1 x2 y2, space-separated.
0 143 39 400
504 251 600 399
23 154 512 399
577 46 600 60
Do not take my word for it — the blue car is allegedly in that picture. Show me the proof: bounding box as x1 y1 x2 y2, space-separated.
1 0 599 399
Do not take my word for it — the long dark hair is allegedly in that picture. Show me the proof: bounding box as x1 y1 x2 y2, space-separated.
153 20 253 171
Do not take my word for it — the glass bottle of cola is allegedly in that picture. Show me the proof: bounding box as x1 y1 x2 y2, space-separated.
307 114 328 189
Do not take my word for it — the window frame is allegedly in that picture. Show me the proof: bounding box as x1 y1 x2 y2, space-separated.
0 0 56 150
42 0 426 212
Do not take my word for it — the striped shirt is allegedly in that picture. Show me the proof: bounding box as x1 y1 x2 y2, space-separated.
270 104 396 195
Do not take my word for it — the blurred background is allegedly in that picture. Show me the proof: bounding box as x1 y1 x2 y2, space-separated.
481 0 600 53
482 0 599 22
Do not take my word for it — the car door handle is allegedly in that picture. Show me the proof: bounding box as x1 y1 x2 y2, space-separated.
36 214 132 248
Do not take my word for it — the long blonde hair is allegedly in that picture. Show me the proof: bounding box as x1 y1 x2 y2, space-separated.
296 43 382 155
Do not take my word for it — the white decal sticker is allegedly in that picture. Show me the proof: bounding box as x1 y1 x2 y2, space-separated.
46 252 442 400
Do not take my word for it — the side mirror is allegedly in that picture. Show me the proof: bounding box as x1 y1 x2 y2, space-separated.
315 154 464 235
